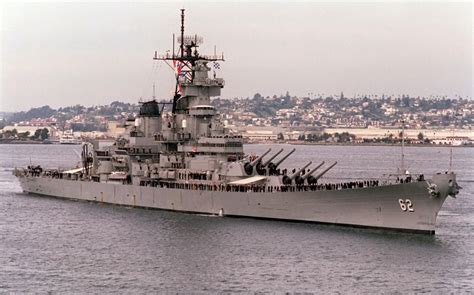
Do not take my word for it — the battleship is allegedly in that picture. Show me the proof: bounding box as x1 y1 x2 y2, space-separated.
14 10 461 234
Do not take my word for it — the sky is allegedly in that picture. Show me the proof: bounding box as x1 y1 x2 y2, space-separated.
0 1 472 112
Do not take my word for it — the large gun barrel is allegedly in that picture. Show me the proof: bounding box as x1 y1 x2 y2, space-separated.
273 148 296 168
289 161 312 180
244 148 272 175
282 161 312 185
302 161 325 180
262 148 284 166
256 148 284 175
308 161 337 184
250 148 272 166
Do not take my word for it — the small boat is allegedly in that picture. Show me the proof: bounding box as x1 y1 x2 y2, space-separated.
59 131 81 145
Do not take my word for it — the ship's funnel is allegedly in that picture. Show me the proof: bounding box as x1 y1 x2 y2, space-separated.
244 148 272 175
307 161 337 184
282 161 312 185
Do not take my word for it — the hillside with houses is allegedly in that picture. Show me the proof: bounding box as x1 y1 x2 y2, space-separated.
1 94 473 145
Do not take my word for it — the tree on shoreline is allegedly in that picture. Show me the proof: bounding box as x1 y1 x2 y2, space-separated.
31 128 49 140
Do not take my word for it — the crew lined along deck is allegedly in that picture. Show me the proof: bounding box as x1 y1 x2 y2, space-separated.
16 166 427 193
138 180 382 192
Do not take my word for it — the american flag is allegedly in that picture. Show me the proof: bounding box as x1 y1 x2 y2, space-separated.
173 60 182 76
173 60 183 93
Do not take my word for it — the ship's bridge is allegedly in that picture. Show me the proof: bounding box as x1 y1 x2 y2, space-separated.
189 105 216 116
182 78 225 88
177 135 243 154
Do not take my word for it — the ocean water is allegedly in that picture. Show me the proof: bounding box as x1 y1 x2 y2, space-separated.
0 144 473 293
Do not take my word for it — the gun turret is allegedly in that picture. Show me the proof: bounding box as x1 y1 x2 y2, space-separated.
282 161 312 185
295 161 325 185
307 161 337 184
244 148 272 175
256 148 284 175
268 148 296 175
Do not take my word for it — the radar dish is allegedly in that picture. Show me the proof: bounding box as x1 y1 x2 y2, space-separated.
178 35 203 46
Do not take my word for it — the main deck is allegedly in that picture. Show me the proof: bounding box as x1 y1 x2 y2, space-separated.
16 171 455 234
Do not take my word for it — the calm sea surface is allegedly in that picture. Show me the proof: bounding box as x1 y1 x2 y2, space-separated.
0 144 473 293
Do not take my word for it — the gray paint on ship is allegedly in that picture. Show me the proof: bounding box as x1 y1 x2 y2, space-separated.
18 173 454 233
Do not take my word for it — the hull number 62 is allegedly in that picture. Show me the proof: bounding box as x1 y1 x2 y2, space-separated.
398 199 414 212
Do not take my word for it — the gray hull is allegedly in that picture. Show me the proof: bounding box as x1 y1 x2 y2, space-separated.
17 173 455 234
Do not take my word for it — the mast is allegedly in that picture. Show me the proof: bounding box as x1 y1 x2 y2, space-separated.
152 9 225 114
449 128 453 172
180 8 185 58
401 119 405 174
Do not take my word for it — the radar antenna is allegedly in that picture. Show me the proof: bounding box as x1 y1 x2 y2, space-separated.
153 9 225 114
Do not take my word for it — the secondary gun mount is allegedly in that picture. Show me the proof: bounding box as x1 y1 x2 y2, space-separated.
268 148 296 175
256 148 284 175
295 161 325 185
307 162 338 184
244 148 272 175
282 161 312 185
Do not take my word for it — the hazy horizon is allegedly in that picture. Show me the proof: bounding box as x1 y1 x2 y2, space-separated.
1 2 472 112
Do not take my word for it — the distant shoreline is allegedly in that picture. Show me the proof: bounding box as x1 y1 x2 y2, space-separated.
246 141 473 148
0 140 53 145
1 139 471 148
